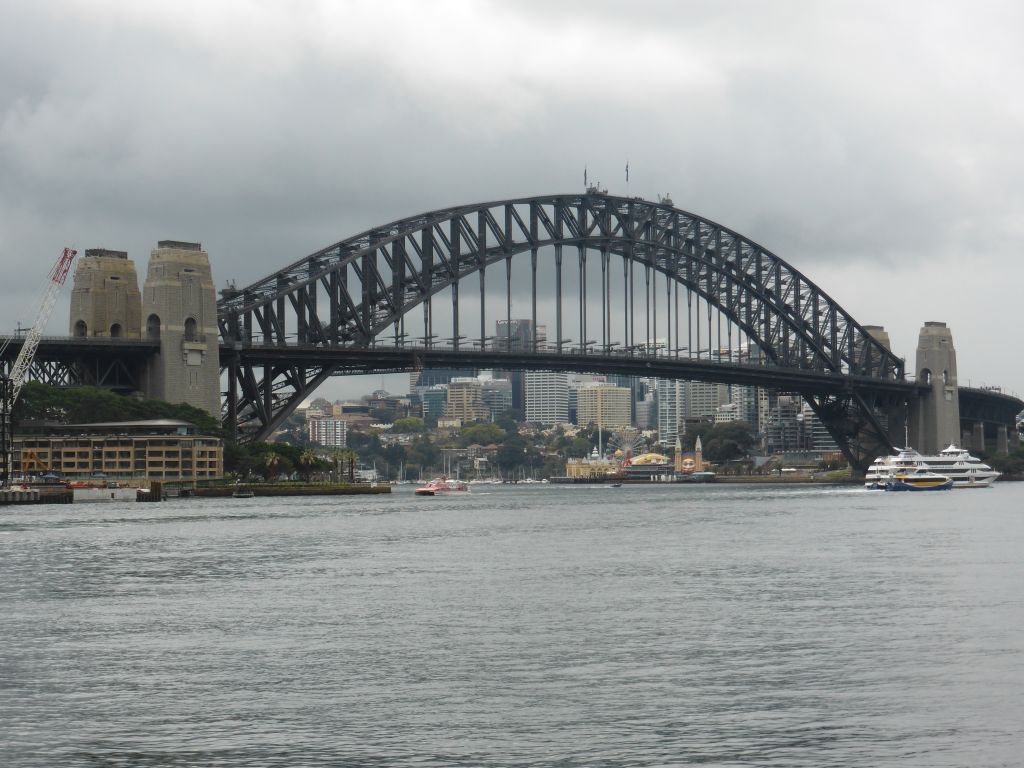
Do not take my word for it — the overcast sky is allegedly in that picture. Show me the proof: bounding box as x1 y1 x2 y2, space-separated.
2 0 1022 400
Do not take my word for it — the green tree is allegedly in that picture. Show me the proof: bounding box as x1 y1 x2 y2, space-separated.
224 442 258 477
405 436 440 477
260 452 281 481
698 422 755 464
460 422 506 446
680 422 715 452
990 450 1024 478
393 416 426 433
331 449 358 482
567 437 593 458
296 448 318 481
495 413 521 434
382 443 407 479
14 382 222 436
495 434 528 473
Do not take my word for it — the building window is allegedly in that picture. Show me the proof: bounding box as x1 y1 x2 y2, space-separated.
184 317 197 341
110 323 123 338
74 320 87 337
147 314 161 339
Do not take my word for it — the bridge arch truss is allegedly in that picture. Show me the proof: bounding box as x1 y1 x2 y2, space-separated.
218 193 907 468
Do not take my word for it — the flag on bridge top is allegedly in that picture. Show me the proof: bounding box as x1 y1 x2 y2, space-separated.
626 162 629 182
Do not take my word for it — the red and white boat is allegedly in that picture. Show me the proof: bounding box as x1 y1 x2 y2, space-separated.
414 476 470 496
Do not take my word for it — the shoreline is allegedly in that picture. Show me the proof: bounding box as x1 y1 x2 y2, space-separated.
196 483 392 497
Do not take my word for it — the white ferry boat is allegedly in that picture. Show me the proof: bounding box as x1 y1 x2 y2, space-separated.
865 444 1000 489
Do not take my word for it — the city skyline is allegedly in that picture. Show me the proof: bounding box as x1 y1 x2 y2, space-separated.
3 2 1023 402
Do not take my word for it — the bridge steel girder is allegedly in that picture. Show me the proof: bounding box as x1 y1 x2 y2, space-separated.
1 338 156 392
217 194 907 467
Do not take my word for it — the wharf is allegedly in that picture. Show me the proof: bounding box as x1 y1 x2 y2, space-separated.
195 483 391 498
0 486 74 505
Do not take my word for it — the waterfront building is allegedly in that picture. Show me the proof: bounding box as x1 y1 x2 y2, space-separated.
13 420 223 481
565 455 617 479
673 435 705 474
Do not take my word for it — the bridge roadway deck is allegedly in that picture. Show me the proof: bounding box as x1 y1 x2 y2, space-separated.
225 343 923 397
2 336 160 359
8 337 1018 423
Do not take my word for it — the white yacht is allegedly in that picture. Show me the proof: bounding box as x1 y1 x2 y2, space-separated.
865 444 1000 489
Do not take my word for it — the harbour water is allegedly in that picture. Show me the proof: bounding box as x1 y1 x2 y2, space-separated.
2 483 1022 766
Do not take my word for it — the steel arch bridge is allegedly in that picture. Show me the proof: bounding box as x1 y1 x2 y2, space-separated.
218 192 912 471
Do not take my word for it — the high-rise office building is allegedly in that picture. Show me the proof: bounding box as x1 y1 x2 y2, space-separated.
308 418 348 447
421 385 449 419
656 379 685 445
525 371 569 425
445 378 491 423
480 377 513 421
685 380 730 419
495 319 546 412
576 384 632 430
410 368 477 393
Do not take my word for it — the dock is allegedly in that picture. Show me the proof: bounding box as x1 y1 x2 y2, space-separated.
0 486 74 505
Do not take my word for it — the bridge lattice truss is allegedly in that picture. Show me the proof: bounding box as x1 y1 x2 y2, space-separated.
218 193 908 469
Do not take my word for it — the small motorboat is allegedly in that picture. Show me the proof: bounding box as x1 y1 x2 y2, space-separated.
414 476 470 496
231 487 255 498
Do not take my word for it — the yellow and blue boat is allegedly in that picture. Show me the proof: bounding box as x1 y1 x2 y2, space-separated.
884 467 954 491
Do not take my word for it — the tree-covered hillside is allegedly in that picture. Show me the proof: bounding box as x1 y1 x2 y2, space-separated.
12 382 223 436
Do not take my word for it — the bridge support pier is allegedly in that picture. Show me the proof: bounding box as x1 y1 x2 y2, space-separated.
972 421 986 453
909 322 961 453
142 241 221 417
1 377 11 485
226 353 239 442
996 424 1009 455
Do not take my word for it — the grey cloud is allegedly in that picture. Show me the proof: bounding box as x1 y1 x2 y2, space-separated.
2 0 1023 395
